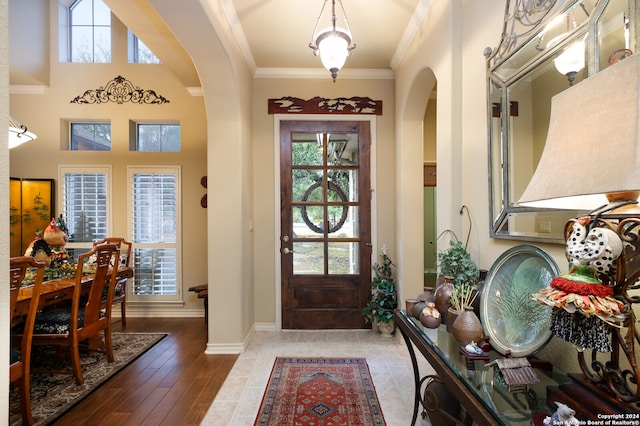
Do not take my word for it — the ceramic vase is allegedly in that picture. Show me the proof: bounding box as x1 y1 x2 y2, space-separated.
405 298 419 317
451 306 484 344
417 286 436 303
446 307 462 334
412 286 436 318
434 276 455 324
419 302 441 328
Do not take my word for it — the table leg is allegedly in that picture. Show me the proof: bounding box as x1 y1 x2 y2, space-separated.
398 322 422 426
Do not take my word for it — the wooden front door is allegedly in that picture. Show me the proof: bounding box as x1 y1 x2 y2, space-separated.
280 120 372 329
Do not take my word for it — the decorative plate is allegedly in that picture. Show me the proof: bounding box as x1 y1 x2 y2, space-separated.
480 245 560 357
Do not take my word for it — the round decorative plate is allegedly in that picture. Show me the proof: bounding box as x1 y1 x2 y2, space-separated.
480 245 560 357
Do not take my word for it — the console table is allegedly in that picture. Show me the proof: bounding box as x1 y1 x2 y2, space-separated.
394 310 569 426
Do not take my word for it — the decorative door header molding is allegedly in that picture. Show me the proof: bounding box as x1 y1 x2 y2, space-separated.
268 96 382 115
70 75 170 105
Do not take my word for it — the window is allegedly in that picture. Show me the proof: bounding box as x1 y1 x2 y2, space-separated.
69 0 111 63
134 123 180 152
60 166 111 258
128 167 181 300
128 31 161 64
70 122 111 150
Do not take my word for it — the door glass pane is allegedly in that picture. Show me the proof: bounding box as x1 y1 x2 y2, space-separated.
328 242 359 274
293 242 324 274
329 206 358 239
292 133 323 166
294 205 325 236
293 170 323 202
329 170 358 202
328 133 358 166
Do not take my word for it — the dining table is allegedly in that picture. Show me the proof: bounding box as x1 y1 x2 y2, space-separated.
15 266 133 318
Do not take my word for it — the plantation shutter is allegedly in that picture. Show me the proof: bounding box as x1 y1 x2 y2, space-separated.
63 172 108 242
131 170 179 297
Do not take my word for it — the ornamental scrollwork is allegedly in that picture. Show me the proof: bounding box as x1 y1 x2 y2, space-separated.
268 96 382 115
70 75 170 105
488 0 558 67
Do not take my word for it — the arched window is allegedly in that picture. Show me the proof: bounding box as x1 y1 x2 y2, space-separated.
68 0 111 62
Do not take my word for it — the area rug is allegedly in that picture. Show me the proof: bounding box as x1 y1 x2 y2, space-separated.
9 332 167 426
254 357 386 425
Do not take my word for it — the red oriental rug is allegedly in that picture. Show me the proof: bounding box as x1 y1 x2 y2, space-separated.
254 357 386 426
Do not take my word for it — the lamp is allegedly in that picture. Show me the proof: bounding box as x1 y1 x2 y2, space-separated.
8 114 37 149
309 0 356 82
519 53 640 403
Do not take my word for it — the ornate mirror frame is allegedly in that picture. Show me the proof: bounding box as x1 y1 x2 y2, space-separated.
486 0 639 243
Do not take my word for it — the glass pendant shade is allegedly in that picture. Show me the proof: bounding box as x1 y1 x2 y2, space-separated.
308 0 355 81
553 40 585 75
317 29 351 72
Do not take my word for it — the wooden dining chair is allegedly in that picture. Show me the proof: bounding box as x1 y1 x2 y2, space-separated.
10 256 46 426
29 243 120 385
93 237 132 326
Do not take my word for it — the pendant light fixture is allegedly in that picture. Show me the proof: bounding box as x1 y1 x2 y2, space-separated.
309 0 356 82
8 114 37 149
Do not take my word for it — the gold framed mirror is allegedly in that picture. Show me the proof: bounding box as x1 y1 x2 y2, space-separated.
486 0 638 243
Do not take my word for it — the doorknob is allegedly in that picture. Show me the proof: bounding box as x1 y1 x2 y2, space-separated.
282 247 293 255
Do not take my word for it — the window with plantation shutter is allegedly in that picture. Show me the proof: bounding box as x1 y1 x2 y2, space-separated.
128 166 181 299
60 167 111 258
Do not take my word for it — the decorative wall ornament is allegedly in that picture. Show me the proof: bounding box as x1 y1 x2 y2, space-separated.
268 96 382 115
70 75 170 105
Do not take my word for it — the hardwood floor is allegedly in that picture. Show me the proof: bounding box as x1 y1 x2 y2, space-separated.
53 317 238 426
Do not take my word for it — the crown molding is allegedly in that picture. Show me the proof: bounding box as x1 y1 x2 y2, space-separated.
254 68 395 80
186 87 204 96
390 0 433 70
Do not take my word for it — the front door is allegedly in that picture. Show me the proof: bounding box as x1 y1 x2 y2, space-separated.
280 120 372 329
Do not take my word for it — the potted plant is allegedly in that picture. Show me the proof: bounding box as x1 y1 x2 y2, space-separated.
434 206 480 323
362 247 398 336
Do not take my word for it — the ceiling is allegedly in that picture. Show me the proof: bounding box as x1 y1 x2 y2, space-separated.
8 0 431 87
224 0 429 72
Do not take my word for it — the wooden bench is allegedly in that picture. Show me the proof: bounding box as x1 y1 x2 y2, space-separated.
188 285 208 324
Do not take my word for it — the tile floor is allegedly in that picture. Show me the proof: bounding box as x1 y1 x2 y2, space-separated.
201 329 434 425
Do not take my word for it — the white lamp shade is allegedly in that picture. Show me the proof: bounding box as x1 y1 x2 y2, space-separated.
316 29 351 71
553 40 585 75
518 52 640 210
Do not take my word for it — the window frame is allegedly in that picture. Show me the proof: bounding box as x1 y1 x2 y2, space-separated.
58 165 112 253
69 121 112 151
67 0 112 63
127 30 161 64
129 121 181 152
127 165 183 304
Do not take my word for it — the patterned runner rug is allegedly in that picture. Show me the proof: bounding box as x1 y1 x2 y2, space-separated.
254 357 386 425
9 332 166 426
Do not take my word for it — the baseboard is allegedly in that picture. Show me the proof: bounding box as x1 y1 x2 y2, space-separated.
204 324 256 354
121 307 204 318
255 322 277 331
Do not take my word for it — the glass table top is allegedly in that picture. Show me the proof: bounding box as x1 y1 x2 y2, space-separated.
400 310 569 425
